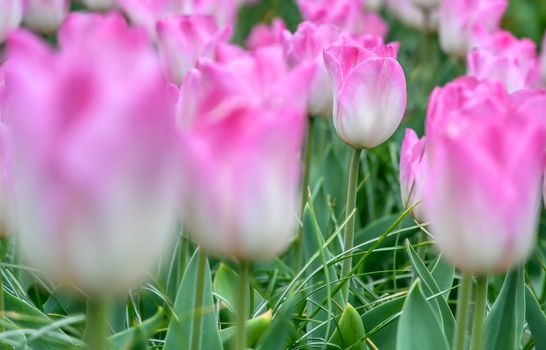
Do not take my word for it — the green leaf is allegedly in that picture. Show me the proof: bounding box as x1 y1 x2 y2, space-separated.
220 310 272 350
430 256 455 301
362 296 405 350
525 286 546 350
484 268 525 350
329 303 367 350
396 279 449 350
256 295 297 350
405 241 455 341
109 307 165 350
163 250 222 350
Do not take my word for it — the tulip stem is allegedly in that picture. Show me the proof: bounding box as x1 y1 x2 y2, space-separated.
341 147 362 303
294 118 315 272
85 296 109 350
190 249 208 350
453 273 473 350
470 275 488 350
236 260 250 350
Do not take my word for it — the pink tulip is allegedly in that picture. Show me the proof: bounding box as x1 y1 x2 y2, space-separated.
22 0 69 33
297 0 388 38
387 0 438 31
156 15 231 85
399 129 427 222
467 30 540 92
0 0 22 44
324 39 407 148
4 13 181 292
179 47 312 260
246 18 287 50
438 0 507 57
0 65 14 237
424 77 546 273
284 21 342 116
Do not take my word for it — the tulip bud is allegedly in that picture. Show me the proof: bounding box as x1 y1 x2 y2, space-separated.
438 0 507 57
156 15 231 85
5 13 181 293
424 77 546 273
467 30 540 92
22 0 69 33
399 129 427 222
179 47 312 260
0 0 22 44
284 21 342 116
323 40 407 149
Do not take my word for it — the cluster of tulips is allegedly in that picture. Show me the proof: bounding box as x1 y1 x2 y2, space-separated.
0 0 546 349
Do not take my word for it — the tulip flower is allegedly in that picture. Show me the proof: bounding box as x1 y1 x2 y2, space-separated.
284 22 342 116
4 13 181 292
156 15 231 85
467 30 540 92
438 0 507 57
297 0 388 38
0 65 14 237
424 77 546 273
178 46 312 260
399 129 428 222
323 39 407 149
245 18 287 50
0 0 22 44
22 0 69 33
386 0 438 31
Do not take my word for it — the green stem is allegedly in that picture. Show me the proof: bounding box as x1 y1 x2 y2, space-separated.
85 297 109 350
341 147 362 303
179 234 189 283
236 261 250 350
190 250 208 350
294 118 314 272
470 275 488 350
453 273 473 350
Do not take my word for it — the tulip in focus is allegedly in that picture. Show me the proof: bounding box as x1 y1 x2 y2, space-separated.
22 0 69 33
324 39 407 149
467 30 540 92
4 13 181 292
438 0 507 57
0 0 22 44
424 77 546 273
399 129 427 222
156 15 231 85
179 47 312 260
284 22 342 116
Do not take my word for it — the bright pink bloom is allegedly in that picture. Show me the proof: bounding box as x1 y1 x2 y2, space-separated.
438 0 507 57
22 0 69 33
284 21 342 116
387 0 438 31
424 77 546 273
324 40 407 148
4 13 181 292
0 0 22 43
467 30 541 92
179 47 312 260
246 18 287 50
399 129 428 222
297 0 388 38
156 15 231 85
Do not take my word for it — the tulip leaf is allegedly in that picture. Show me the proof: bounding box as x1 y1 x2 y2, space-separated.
524 285 546 350
484 267 525 350
362 296 405 350
163 250 222 350
405 240 455 341
256 295 297 350
329 303 367 350
109 307 165 350
396 279 450 350
430 255 455 301
220 310 272 350
303 199 344 339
